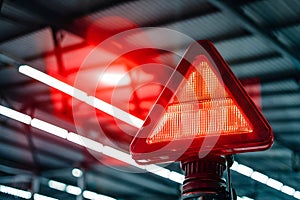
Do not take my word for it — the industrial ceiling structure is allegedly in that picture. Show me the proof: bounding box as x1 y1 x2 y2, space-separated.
0 0 300 199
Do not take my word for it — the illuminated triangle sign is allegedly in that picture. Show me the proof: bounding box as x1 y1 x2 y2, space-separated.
130 40 273 164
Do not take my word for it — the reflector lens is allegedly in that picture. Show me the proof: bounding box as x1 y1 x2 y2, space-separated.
147 57 253 144
130 40 273 164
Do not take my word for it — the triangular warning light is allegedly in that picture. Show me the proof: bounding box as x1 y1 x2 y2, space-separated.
130 40 273 164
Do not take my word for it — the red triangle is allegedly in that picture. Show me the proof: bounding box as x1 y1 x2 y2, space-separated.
131 40 273 164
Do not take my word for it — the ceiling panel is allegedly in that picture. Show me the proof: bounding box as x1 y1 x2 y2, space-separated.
0 0 299 200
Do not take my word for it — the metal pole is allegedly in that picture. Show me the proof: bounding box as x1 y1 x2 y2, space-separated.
76 168 85 200
181 155 233 200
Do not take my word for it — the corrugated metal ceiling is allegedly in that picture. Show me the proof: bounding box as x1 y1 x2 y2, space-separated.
0 0 299 200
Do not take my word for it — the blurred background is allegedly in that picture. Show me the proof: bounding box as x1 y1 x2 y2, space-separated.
0 0 299 199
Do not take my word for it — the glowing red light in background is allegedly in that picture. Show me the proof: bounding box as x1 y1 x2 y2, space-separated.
46 16 177 151
242 78 261 110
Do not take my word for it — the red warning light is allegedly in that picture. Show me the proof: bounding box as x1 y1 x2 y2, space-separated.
130 40 273 164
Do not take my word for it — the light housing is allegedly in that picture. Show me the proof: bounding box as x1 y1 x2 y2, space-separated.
130 40 273 164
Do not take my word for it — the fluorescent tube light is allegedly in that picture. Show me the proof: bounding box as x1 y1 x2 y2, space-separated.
96 194 117 200
237 196 254 200
72 168 83 178
19 65 87 102
236 164 253 177
48 180 66 191
33 193 58 200
67 132 104 153
251 171 268 184
266 178 283 190
83 190 116 200
281 185 295 196
0 105 31 124
0 184 32 199
31 118 68 139
100 72 131 86
146 165 171 179
230 161 239 171
86 96 144 128
169 171 184 184
19 64 143 128
102 146 145 169
83 191 97 199
294 191 300 199
66 185 81 195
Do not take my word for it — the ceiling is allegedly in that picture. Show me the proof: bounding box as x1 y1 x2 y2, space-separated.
0 0 300 199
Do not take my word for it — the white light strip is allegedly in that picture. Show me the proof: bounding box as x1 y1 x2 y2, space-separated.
294 191 300 199
236 164 253 177
72 168 83 178
82 190 97 199
169 171 185 184
282 185 296 196
18 64 143 128
19 65 87 102
0 105 31 124
48 180 66 191
231 161 300 199
67 132 104 153
0 184 32 199
102 145 145 169
266 178 283 190
146 165 171 179
1 105 299 199
83 190 116 200
66 185 82 195
86 96 144 128
34 193 58 200
237 196 254 200
48 180 116 200
31 118 68 139
251 171 268 184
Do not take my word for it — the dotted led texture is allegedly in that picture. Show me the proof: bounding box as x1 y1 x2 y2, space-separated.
147 58 253 144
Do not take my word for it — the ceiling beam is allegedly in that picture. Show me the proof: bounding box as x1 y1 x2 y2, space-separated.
0 133 73 167
208 0 300 71
268 18 300 31
0 0 132 44
89 169 179 197
0 175 31 184
263 104 300 111
238 70 300 83
227 52 281 66
142 2 218 27
24 41 88 62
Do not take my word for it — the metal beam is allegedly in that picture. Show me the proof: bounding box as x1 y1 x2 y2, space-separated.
0 0 132 44
227 52 281 66
268 18 300 31
142 2 218 27
0 123 86 165
238 70 300 83
0 175 31 184
0 135 72 167
263 104 300 111
208 0 300 70
0 162 33 175
24 41 88 62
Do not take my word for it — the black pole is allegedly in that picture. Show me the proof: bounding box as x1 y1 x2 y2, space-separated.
181 155 232 200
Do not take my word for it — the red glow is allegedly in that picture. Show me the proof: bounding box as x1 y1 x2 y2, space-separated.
46 17 175 153
130 40 273 164
147 57 253 144
242 78 261 110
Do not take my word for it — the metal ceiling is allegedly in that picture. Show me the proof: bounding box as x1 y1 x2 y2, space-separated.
0 0 300 199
